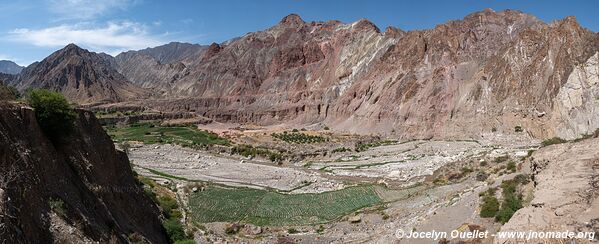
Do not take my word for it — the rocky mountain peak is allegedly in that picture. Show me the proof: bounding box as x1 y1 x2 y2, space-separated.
279 13 305 27
59 43 87 56
15 44 149 103
353 19 380 33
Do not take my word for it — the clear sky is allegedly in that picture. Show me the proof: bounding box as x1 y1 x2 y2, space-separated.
1 0 597 66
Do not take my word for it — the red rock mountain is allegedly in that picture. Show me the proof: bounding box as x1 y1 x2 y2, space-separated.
15 44 149 104
17 10 599 139
112 10 598 139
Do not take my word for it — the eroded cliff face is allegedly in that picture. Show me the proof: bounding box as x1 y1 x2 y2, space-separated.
551 53 599 139
0 103 167 243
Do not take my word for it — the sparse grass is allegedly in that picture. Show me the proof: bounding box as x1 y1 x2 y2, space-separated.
188 185 381 226
106 122 229 147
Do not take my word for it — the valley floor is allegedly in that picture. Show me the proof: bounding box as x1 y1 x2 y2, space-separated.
112 122 562 243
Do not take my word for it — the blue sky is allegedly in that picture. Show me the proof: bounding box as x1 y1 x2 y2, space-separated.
1 0 597 66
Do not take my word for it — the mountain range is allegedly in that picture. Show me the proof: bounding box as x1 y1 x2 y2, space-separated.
3 9 598 139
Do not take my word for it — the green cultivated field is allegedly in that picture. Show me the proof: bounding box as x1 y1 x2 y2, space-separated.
188 185 382 226
106 123 229 147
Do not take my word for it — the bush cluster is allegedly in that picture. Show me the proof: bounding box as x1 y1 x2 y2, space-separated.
479 177 526 224
272 131 327 144
541 137 567 147
27 89 77 142
231 144 284 162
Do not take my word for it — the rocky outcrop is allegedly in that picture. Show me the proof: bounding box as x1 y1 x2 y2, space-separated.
14 44 150 104
0 103 167 243
497 137 599 243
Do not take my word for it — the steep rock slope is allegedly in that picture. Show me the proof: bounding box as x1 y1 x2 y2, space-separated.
15 44 149 104
0 103 167 243
0 61 23 75
134 42 206 64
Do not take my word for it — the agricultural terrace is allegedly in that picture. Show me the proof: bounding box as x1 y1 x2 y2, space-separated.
106 123 229 147
188 185 382 226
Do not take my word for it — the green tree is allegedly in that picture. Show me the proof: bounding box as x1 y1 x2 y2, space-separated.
27 89 77 142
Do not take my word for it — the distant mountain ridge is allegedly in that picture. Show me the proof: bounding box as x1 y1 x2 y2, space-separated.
112 42 205 90
0 60 24 75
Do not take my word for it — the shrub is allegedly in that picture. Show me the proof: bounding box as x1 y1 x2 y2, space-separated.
541 137 567 147
476 172 489 181
163 218 186 243
332 147 351 153
49 198 67 216
480 195 499 218
158 195 179 218
514 174 530 185
173 240 196 244
495 179 523 223
506 161 517 173
514 126 523 133
494 155 509 163
27 89 77 142
323 126 330 130
292 128 299 133
495 193 522 223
